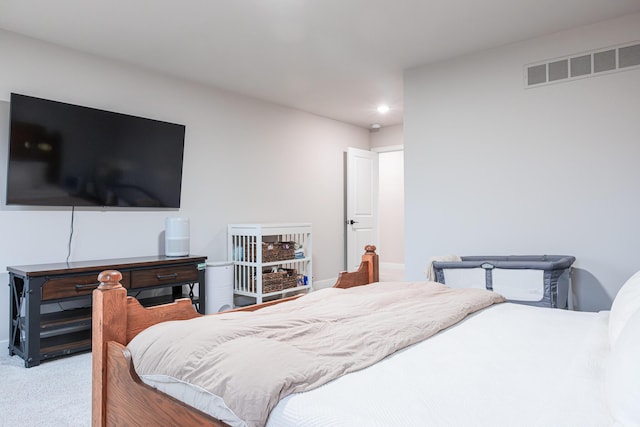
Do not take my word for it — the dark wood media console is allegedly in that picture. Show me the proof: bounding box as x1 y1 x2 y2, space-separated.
7 255 207 367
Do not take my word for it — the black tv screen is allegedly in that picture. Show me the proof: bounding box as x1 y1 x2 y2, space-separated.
6 93 185 208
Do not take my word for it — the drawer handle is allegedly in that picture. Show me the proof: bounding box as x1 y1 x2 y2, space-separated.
75 283 100 291
156 273 179 280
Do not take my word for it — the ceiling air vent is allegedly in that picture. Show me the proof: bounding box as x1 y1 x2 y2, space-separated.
525 41 640 87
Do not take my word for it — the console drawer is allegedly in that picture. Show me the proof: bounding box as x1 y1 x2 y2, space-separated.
131 265 198 289
42 271 131 300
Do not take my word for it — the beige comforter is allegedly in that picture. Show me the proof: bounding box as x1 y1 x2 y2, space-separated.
128 281 505 427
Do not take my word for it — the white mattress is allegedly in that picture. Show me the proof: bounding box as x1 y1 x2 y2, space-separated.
142 303 614 427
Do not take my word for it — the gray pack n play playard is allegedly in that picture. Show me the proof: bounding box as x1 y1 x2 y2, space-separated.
432 255 575 308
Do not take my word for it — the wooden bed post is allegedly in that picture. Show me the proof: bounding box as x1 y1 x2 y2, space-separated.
92 270 127 427
363 245 379 283
334 245 379 289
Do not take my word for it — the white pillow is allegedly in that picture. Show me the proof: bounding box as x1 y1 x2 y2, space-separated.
605 309 640 427
609 270 640 348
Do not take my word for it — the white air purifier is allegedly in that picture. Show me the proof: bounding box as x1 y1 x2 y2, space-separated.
165 217 189 257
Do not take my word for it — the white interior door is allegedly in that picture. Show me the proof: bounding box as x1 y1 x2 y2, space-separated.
346 147 378 271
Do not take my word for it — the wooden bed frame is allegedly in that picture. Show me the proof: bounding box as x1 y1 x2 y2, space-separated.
91 245 379 426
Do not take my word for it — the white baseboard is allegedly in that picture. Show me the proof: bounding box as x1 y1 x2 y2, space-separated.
380 262 405 270
0 339 9 352
312 278 337 290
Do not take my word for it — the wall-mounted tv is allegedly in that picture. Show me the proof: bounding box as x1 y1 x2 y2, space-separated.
6 93 185 208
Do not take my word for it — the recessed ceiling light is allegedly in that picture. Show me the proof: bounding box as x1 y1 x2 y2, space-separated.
377 104 390 114
370 123 381 129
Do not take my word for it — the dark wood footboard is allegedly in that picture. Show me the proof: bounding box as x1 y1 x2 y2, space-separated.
92 246 379 426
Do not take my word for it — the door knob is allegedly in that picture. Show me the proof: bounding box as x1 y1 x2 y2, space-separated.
346 219 359 225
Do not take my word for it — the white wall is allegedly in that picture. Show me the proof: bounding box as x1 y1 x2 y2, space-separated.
0 30 369 343
370 124 403 149
404 13 640 312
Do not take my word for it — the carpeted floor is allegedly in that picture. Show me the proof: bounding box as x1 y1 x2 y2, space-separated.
0 351 91 427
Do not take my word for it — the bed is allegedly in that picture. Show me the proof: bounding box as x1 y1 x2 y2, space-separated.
91 246 640 427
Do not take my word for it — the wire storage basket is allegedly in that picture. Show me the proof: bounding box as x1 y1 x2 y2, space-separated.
243 241 295 262
260 268 298 293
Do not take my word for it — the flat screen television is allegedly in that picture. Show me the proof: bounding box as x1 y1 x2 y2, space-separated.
6 93 185 208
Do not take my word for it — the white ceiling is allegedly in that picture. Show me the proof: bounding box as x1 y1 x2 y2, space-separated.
2 0 640 129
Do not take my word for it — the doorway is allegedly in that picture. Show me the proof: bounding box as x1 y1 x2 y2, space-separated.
345 145 404 279
375 147 404 281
